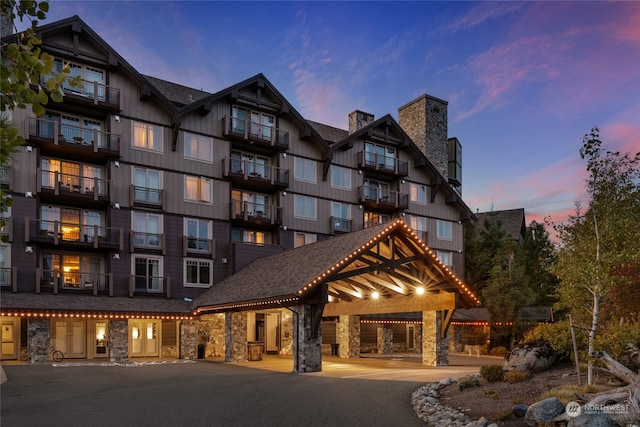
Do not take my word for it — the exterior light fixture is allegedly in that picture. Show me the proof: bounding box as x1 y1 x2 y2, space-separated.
371 291 380 300
416 287 425 295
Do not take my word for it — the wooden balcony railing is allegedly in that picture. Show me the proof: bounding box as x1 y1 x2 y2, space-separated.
358 151 409 177
40 169 108 200
29 117 120 152
0 267 18 292
359 186 409 211
230 200 283 225
222 157 289 188
26 218 123 249
36 268 113 296
223 115 289 150
129 275 170 298
183 236 215 258
130 185 164 209
43 74 120 108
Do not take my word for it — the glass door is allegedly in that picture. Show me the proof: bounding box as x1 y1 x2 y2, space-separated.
129 320 159 357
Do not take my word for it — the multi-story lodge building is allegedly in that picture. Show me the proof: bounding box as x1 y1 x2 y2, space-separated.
1 16 478 371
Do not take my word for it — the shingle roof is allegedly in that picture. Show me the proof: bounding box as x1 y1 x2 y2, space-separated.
476 208 526 241
308 120 348 144
143 75 212 107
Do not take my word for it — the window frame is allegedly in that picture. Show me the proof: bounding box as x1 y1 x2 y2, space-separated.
293 157 317 183
436 250 452 268
184 175 213 204
132 121 163 153
293 194 317 220
294 232 317 248
184 132 213 163
436 219 453 241
410 183 427 205
183 258 213 288
330 165 351 190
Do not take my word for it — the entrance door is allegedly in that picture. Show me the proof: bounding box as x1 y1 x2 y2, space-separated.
265 313 280 353
1 318 19 360
129 320 160 357
53 320 86 359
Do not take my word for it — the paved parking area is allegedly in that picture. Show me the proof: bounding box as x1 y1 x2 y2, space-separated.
0 354 499 427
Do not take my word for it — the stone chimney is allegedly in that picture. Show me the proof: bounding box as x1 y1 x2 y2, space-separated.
398 94 449 179
348 110 375 134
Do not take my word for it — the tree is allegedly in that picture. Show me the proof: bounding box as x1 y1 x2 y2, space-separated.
554 127 640 384
523 220 559 306
0 0 77 234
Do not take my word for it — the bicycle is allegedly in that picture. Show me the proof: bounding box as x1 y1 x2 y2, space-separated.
50 345 64 362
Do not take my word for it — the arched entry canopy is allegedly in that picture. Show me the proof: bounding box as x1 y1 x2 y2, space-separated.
193 219 480 319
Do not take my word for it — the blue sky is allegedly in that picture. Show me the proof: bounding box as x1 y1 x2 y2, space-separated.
22 1 640 226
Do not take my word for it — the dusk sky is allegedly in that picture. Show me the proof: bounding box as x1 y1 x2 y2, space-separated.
20 1 640 227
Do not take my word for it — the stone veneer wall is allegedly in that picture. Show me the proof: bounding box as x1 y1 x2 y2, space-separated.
337 315 360 358
179 320 197 360
225 312 248 362
422 311 449 366
377 324 393 355
200 314 225 357
398 95 449 180
28 318 50 364
292 304 322 372
109 319 128 362
414 324 423 354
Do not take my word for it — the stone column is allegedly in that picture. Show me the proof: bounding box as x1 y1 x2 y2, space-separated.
422 311 449 366
414 324 423 355
292 304 322 372
377 323 393 355
224 312 248 362
280 310 293 355
179 320 197 360
109 319 128 362
337 315 360 359
28 318 50 364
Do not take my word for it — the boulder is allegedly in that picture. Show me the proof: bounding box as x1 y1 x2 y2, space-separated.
504 339 555 373
512 403 528 417
524 397 564 426
568 410 611 427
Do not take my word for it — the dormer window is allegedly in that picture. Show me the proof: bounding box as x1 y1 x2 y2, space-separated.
232 106 275 142
365 142 396 171
53 60 105 100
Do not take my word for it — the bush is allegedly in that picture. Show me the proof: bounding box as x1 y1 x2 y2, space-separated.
524 321 579 361
480 364 504 382
457 375 480 391
489 346 507 356
503 370 532 383
594 314 640 370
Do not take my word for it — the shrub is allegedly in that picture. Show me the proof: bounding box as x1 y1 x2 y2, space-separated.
489 346 507 356
457 375 480 391
480 364 504 382
524 320 579 361
503 370 532 383
593 314 640 370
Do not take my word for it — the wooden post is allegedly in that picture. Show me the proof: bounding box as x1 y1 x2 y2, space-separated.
569 314 582 386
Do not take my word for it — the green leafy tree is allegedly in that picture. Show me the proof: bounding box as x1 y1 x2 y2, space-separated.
1 0 78 234
554 127 640 384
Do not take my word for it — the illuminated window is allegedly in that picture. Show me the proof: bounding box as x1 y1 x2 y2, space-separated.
184 132 213 163
231 228 271 245
185 175 212 203
132 121 163 152
410 183 427 205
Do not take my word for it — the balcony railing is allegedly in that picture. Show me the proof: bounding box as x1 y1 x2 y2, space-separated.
43 74 120 109
26 218 123 249
130 185 164 209
359 185 409 211
40 169 108 200
223 115 289 150
183 236 215 258
29 117 120 152
358 151 409 177
230 200 283 225
0 267 17 291
0 216 12 242
330 217 352 234
0 166 9 187
130 230 165 254
36 268 113 295
129 275 170 298
223 158 289 189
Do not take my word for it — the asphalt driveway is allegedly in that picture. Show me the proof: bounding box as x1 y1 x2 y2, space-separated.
0 354 498 427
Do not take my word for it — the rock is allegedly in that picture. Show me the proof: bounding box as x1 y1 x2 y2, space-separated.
524 397 564 426
568 410 611 427
512 403 528 417
504 339 556 373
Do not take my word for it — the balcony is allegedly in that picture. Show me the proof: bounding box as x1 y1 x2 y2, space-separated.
330 217 352 234
42 74 120 112
130 185 164 210
358 151 409 179
130 231 165 254
0 267 18 292
0 166 10 189
223 115 289 153
0 216 12 242
36 268 113 296
39 169 109 205
129 275 171 298
358 185 409 213
26 218 123 250
222 157 289 192
230 200 282 229
183 236 215 258
28 118 120 160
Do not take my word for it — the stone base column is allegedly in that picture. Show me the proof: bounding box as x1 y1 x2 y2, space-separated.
225 312 248 362
109 319 128 362
377 323 393 355
292 304 322 372
179 320 197 360
337 315 360 358
422 311 448 366
414 324 422 355
28 318 50 364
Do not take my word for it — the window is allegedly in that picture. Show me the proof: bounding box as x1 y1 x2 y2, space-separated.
437 220 452 240
0 246 8 287
53 59 105 100
132 121 163 152
294 232 317 248
231 228 271 245
330 166 351 189
294 157 316 183
39 206 104 242
230 151 269 177
409 215 427 241
294 195 316 220
185 175 212 203
184 218 211 252
134 168 162 205
41 253 104 290
134 256 163 292
133 213 162 249
331 202 350 220
232 190 269 217
437 251 452 268
365 142 396 170
363 179 389 201
410 183 427 205
231 106 275 142
184 133 213 163
364 211 390 228
184 259 212 288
